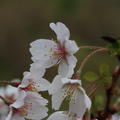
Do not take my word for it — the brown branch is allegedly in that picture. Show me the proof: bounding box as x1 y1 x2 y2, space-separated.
0 81 21 87
0 96 10 106
105 65 120 114
77 48 109 76
89 85 100 97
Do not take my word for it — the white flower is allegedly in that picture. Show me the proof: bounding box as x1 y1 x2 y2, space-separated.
19 63 50 92
30 22 79 77
111 113 120 120
0 85 18 120
49 75 91 118
6 90 48 120
47 111 77 120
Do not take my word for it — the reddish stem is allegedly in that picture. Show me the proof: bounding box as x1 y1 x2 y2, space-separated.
0 81 21 87
105 65 120 113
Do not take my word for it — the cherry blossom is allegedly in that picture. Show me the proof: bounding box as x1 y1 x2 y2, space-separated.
49 75 91 118
18 63 50 92
47 111 78 120
30 22 79 77
0 85 18 120
6 90 48 120
111 113 120 120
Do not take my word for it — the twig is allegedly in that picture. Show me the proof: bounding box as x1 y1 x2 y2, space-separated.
0 81 21 87
89 85 100 97
0 96 10 106
77 48 109 76
105 65 120 113
80 46 105 49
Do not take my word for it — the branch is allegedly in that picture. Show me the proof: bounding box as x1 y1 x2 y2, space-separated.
0 81 21 87
77 48 109 76
105 65 120 114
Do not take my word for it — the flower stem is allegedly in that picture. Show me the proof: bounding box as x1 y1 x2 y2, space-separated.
0 81 21 87
77 48 109 76
80 46 105 49
89 85 100 97
105 65 120 113
0 96 10 106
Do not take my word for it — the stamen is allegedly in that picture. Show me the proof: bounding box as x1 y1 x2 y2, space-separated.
64 83 78 103
20 82 38 92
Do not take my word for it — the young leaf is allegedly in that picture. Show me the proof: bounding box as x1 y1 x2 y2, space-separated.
83 72 98 82
99 64 110 76
106 39 120 56
95 95 104 110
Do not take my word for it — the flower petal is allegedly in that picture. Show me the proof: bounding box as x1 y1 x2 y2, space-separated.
5 85 18 98
11 114 25 120
47 111 68 120
61 78 81 85
35 78 50 91
30 39 57 68
49 75 63 94
11 90 26 108
52 89 66 110
30 62 46 78
50 22 70 44
5 108 13 120
65 40 79 54
69 90 91 117
26 104 48 120
67 55 77 67
25 92 48 120
58 60 74 78
19 72 31 88
112 113 120 120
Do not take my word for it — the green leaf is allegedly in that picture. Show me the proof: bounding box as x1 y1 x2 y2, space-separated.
99 64 112 86
95 95 104 110
106 39 120 56
83 72 98 82
99 64 110 76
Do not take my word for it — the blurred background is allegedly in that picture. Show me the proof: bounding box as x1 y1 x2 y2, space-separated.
0 0 119 81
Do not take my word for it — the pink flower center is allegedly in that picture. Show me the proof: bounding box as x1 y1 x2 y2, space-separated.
20 82 37 92
54 45 68 62
13 106 28 116
6 95 16 104
64 83 79 101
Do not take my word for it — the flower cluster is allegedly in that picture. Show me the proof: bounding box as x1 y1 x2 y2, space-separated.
1 22 91 120
0 22 119 120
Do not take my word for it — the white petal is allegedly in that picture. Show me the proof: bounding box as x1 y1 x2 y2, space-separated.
0 87 5 97
47 111 68 120
35 78 50 91
69 90 90 117
5 108 13 120
50 22 70 44
0 103 9 119
61 78 81 85
26 104 48 120
65 40 79 54
11 90 26 108
11 114 25 120
30 62 46 78
25 92 48 106
25 92 48 120
30 39 57 68
67 55 77 67
112 114 120 120
52 89 66 110
49 75 63 94
5 85 18 98
19 72 31 88
58 60 74 78
84 94 91 110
